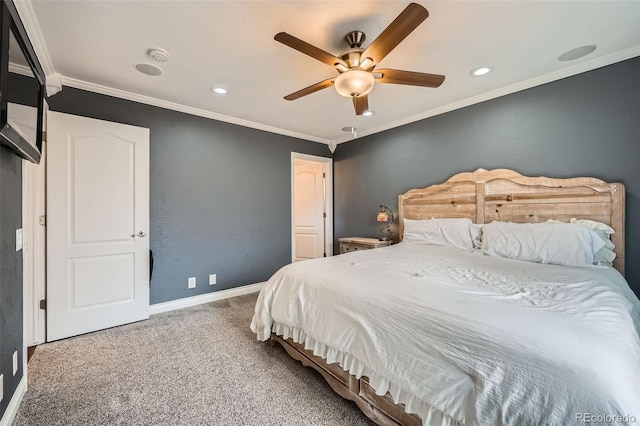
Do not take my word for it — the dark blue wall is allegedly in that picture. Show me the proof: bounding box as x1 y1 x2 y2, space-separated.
0 144 23 417
334 57 640 296
0 68 39 419
47 88 330 304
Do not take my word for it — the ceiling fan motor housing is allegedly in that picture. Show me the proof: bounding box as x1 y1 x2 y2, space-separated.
339 48 365 69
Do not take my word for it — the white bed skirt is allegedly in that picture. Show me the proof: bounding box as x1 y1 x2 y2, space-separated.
270 322 463 426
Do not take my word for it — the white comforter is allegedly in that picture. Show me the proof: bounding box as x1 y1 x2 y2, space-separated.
251 243 640 425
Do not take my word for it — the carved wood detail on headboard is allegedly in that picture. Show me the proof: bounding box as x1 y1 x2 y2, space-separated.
398 169 626 275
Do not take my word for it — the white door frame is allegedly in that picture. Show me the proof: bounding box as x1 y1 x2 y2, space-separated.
291 152 333 263
22 147 46 347
22 104 47 376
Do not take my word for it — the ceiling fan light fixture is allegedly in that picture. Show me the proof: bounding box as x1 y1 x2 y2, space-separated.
335 63 349 73
334 69 375 98
359 57 374 70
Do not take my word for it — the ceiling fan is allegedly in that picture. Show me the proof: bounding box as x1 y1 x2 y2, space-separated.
275 3 445 116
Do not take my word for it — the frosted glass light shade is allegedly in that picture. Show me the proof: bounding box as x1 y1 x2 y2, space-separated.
377 211 390 222
334 70 375 98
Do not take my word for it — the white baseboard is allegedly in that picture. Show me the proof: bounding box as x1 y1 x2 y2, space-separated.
0 376 26 426
149 282 265 315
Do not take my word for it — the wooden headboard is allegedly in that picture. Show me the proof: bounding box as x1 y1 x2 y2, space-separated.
398 169 626 275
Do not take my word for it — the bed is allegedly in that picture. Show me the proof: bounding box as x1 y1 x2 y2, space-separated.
251 169 640 425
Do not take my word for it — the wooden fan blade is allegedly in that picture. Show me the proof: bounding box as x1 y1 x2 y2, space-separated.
361 3 429 67
375 69 445 88
353 95 369 115
284 78 335 101
275 32 346 68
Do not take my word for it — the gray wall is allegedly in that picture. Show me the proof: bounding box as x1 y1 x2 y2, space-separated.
48 88 330 304
0 145 23 417
0 71 37 418
333 57 640 296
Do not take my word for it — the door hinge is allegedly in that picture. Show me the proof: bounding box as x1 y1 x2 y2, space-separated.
323 253 327 257
39 299 46 310
322 173 326 178
323 212 326 218
39 215 46 226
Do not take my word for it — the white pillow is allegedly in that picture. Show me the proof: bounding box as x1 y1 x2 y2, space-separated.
403 218 475 250
546 218 616 266
481 221 606 267
471 224 483 250
569 219 616 266
569 218 614 236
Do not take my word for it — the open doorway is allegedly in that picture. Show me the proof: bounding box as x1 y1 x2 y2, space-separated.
291 153 333 263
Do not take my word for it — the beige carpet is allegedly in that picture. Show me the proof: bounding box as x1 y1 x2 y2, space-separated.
14 293 373 425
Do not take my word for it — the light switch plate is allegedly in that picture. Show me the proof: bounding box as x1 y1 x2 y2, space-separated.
16 228 23 251
188 277 196 289
209 274 216 285
13 351 18 375
0 374 3 401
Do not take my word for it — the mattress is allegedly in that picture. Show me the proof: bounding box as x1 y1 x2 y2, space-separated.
251 242 640 425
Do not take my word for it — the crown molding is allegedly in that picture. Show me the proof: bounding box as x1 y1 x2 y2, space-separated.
334 46 640 144
13 0 637 148
60 75 331 145
12 0 62 96
8 62 31 77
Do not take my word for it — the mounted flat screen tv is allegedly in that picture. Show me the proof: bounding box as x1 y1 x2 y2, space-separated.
0 0 45 164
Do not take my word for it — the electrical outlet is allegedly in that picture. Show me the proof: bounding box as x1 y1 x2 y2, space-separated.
13 351 18 375
209 274 216 285
0 374 3 402
16 228 23 251
188 277 196 289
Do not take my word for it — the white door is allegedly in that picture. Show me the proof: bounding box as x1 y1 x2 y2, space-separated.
294 159 326 261
47 111 150 341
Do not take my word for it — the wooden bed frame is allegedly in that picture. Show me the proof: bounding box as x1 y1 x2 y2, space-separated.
270 169 626 425
398 169 625 274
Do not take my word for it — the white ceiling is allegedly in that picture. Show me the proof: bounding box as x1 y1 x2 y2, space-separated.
20 1 640 144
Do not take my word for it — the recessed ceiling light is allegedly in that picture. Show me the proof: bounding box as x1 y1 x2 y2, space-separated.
362 110 374 117
470 66 493 77
134 63 163 76
558 44 597 62
211 86 228 95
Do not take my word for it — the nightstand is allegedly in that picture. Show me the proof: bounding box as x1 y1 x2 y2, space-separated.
339 237 392 254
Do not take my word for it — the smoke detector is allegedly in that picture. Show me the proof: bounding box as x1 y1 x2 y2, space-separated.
148 48 170 63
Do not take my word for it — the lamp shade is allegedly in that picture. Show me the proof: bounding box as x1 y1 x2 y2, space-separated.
376 205 394 241
377 211 390 222
334 69 375 98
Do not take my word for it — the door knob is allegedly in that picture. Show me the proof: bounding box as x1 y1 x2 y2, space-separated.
131 231 147 237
